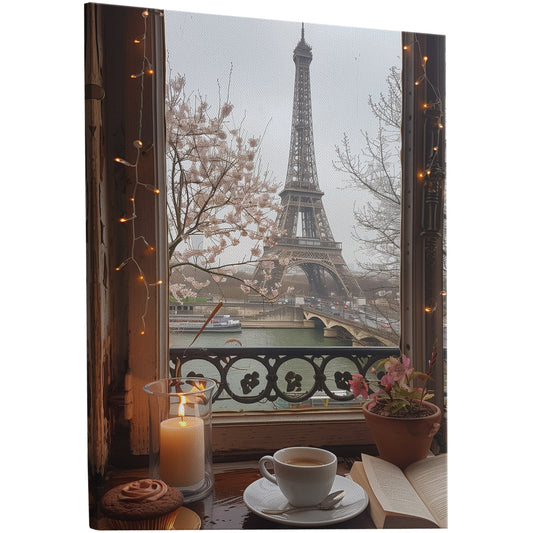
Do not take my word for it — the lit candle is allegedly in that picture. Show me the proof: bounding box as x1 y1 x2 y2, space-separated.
159 396 205 488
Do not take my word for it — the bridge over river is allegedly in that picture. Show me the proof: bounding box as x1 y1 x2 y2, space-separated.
301 308 397 347
175 301 398 346
237 304 397 347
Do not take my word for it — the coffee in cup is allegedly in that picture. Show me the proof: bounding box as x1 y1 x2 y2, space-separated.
258 446 337 507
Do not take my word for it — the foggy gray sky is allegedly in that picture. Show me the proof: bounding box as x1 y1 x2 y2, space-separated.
165 10 401 269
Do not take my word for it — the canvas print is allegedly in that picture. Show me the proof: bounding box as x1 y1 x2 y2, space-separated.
85 3 446 529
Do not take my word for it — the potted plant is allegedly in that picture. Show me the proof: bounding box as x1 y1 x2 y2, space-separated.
350 347 441 469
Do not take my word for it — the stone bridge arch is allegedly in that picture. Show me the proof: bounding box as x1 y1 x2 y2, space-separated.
303 309 396 347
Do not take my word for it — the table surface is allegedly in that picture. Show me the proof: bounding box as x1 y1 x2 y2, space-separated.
185 461 376 529
95 459 375 529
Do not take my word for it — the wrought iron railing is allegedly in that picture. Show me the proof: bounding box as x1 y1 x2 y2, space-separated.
169 346 401 407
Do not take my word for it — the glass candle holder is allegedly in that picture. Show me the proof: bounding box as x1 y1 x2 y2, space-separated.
143 377 217 502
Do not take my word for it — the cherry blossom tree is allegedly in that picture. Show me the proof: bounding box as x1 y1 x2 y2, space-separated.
166 72 283 301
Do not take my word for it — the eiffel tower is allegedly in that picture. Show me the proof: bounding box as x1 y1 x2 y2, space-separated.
256 24 360 300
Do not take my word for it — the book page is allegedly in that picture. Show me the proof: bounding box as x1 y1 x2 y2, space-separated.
404 454 447 528
361 454 436 524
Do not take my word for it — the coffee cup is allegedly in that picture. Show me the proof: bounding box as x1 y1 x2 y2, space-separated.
258 446 337 507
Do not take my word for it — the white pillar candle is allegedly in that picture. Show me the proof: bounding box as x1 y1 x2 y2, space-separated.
159 416 205 488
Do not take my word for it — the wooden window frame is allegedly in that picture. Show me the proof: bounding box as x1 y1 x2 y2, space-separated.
85 3 168 480
86 4 445 483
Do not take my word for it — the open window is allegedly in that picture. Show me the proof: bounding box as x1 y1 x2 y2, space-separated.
85 1 445 491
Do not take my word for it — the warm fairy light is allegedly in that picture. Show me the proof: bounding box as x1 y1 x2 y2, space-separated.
115 9 163 336
408 35 444 264
424 306 433 314
403 45 409 50
115 157 134 166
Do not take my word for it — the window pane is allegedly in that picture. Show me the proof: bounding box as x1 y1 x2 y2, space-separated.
164 11 402 411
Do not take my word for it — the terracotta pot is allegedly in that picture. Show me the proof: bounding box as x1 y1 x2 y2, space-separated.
362 400 441 470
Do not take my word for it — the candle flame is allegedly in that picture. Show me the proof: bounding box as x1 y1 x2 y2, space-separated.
178 395 187 427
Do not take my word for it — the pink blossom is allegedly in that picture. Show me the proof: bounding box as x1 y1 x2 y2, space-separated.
380 372 394 387
401 354 414 377
349 373 369 399
381 355 414 390
220 103 233 118
383 356 407 381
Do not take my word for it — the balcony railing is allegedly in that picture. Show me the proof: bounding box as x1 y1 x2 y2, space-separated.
169 346 401 409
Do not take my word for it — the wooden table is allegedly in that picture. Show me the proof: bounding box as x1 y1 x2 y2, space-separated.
185 460 375 529
94 459 375 529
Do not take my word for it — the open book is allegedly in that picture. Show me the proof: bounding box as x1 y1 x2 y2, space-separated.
350 453 447 528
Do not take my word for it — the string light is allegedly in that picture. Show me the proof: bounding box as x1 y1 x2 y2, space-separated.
404 36 445 185
405 35 446 317
115 157 135 166
114 8 163 335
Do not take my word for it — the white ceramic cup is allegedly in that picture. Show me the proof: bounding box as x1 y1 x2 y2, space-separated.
258 446 337 507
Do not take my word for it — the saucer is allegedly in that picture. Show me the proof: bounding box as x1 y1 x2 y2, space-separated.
243 474 368 527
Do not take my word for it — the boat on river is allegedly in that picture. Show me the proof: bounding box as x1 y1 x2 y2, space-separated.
169 314 242 333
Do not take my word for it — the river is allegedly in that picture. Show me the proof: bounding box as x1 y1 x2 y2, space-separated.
169 326 352 348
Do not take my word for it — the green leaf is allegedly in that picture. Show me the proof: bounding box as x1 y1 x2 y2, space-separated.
410 371 433 381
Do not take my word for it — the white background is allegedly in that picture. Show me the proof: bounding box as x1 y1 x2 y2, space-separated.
2 1 531 531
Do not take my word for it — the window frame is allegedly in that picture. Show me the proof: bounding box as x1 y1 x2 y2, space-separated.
86 4 445 476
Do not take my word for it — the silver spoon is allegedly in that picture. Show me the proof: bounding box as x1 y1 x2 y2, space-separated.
261 489 345 515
